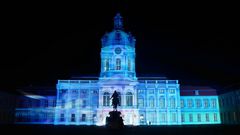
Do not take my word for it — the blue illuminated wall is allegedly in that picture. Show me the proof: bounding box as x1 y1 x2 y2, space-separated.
219 89 240 124
14 13 221 125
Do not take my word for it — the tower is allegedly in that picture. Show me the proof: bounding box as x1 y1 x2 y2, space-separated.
99 13 137 81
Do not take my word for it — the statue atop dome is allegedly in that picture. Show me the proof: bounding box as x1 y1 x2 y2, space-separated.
114 13 123 30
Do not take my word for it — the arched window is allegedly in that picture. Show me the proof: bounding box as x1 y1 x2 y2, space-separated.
104 59 109 71
159 97 165 108
128 58 131 71
116 58 121 70
149 97 155 107
126 92 133 106
103 92 110 106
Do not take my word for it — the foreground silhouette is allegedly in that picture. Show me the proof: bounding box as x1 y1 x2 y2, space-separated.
106 91 124 129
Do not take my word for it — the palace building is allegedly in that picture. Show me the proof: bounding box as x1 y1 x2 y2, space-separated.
15 13 221 125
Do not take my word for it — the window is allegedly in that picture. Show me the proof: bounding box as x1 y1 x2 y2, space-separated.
53 100 56 107
181 99 184 108
116 58 121 70
211 99 216 108
72 99 76 108
59 89 67 97
160 97 165 108
159 89 164 94
82 100 87 108
71 114 75 122
148 89 154 94
72 89 78 94
196 99 201 108
172 113 176 122
138 98 144 107
170 97 175 108
189 114 193 122
214 113 218 122
138 89 144 93
204 99 209 108
149 97 155 107
206 113 209 122
80 90 87 98
93 114 97 122
187 99 193 108
82 114 86 122
126 92 133 106
60 114 64 122
140 114 144 123
128 58 131 71
181 114 185 122
197 114 201 122
169 89 175 94
103 92 110 106
61 100 65 108
104 59 109 71
161 113 166 122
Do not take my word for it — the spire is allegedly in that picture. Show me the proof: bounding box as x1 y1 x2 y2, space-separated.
114 13 123 30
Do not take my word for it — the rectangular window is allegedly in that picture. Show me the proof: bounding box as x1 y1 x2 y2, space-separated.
159 89 165 94
206 114 209 122
71 114 75 122
169 89 175 94
214 113 218 122
187 99 193 108
82 100 87 108
211 99 216 108
128 59 131 71
204 99 209 108
181 99 184 108
72 99 76 108
197 114 201 122
104 59 109 71
60 114 64 122
116 58 121 70
138 98 144 107
82 114 86 122
53 100 56 107
170 98 175 108
181 114 185 122
138 90 144 93
172 113 176 122
161 113 166 122
196 99 201 108
61 100 65 108
148 89 154 94
189 114 193 122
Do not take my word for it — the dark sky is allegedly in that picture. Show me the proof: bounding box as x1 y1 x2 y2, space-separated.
1 1 239 93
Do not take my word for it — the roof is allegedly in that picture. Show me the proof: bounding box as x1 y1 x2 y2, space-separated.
180 85 218 96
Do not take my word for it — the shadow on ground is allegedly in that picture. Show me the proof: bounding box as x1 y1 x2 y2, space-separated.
1 124 239 135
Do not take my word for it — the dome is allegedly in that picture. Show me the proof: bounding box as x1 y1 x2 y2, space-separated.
101 13 136 48
101 30 136 47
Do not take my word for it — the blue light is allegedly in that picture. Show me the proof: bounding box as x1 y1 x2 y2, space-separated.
15 13 221 125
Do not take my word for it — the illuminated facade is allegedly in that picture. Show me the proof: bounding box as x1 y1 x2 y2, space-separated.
15 13 221 125
219 88 240 124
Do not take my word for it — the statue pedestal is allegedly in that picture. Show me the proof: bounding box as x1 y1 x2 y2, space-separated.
106 111 124 129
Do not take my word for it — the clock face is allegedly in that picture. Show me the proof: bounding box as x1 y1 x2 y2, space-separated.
115 47 122 54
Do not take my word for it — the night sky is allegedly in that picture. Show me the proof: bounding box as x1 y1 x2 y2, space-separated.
1 1 239 93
